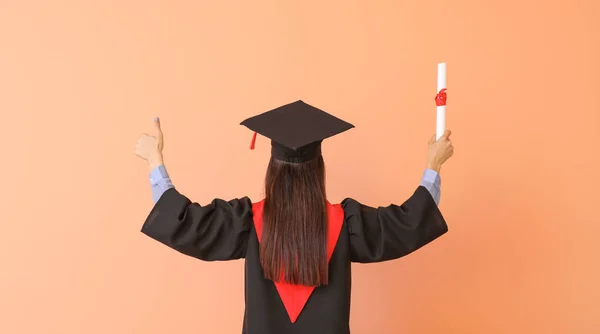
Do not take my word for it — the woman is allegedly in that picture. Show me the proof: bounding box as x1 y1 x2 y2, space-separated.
135 100 453 334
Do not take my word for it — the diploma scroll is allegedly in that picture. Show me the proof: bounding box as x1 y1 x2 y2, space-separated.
435 62 447 140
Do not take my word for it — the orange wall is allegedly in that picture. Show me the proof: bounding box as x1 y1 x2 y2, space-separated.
1 1 598 333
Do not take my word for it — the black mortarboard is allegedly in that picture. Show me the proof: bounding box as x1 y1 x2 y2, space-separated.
240 100 354 163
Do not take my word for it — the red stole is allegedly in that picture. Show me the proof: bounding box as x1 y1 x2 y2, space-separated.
251 200 345 323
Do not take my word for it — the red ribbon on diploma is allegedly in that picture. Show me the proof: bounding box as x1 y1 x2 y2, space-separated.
435 88 447 106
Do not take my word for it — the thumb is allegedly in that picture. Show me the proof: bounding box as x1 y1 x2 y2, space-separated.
154 117 163 136
441 129 452 140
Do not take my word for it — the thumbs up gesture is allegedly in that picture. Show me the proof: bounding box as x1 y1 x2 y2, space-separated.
135 117 164 169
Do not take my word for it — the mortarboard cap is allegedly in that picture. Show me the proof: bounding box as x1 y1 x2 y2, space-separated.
240 100 354 163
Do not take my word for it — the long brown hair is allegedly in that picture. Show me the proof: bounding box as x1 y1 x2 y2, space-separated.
260 155 328 287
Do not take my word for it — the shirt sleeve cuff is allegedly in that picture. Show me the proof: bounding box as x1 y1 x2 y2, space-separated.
422 168 441 187
149 165 169 186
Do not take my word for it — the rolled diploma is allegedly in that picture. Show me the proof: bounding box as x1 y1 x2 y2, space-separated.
436 62 446 140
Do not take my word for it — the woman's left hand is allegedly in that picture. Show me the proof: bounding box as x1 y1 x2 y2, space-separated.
135 117 164 170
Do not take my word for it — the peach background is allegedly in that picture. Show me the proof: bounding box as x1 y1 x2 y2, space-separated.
1 1 598 333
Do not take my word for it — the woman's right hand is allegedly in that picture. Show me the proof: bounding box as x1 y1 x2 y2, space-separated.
427 130 454 172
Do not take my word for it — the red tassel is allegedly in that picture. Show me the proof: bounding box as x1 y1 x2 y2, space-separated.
250 131 257 150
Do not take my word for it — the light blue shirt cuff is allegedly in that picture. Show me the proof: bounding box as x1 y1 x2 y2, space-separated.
422 168 441 186
419 168 441 205
149 165 174 203
150 165 169 185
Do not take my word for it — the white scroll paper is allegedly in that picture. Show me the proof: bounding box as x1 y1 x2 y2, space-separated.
436 62 447 140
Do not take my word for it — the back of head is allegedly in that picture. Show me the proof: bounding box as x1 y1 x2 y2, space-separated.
261 155 328 286
240 100 354 286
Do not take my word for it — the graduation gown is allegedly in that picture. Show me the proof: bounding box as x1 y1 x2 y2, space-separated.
141 186 447 334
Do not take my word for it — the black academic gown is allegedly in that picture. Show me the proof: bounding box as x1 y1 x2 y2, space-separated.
141 186 448 334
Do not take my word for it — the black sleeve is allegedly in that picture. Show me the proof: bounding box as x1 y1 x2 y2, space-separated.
341 186 448 263
140 188 254 261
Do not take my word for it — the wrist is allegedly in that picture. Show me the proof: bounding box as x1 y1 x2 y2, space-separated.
427 162 441 173
148 152 164 171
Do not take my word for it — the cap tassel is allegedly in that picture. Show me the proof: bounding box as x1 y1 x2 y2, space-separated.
250 131 257 150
